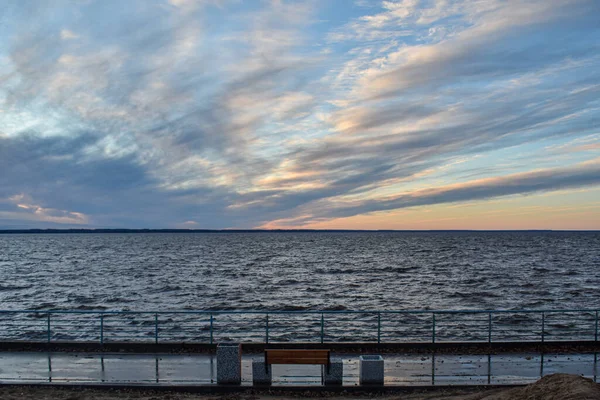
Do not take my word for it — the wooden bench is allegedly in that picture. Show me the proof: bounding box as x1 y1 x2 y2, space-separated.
258 349 337 384
265 349 331 371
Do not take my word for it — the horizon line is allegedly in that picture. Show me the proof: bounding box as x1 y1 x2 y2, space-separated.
0 228 598 234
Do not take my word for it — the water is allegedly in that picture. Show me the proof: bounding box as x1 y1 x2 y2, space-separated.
1 232 599 342
1 231 599 311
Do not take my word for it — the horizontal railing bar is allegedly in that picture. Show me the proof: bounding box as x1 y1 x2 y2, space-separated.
1 308 598 344
0 308 598 315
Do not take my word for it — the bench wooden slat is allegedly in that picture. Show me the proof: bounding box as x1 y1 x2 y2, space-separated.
265 350 330 357
267 357 329 364
265 349 330 365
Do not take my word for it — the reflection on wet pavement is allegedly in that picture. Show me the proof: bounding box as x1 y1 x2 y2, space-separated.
0 352 597 386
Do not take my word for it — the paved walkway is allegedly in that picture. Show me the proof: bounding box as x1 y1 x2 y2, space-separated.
0 352 597 386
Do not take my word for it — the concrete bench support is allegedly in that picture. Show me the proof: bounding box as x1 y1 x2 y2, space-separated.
252 359 272 385
216 343 241 385
323 358 343 385
359 355 384 385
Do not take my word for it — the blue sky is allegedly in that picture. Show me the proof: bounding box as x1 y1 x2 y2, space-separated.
1 0 599 229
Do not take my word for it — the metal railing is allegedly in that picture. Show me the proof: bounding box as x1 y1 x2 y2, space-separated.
0 309 598 344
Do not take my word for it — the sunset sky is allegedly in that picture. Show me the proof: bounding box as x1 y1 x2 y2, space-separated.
1 0 599 230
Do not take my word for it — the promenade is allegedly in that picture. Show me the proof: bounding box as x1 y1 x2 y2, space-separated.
0 351 597 387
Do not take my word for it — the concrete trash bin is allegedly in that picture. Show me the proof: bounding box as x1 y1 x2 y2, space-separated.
359 355 384 385
216 343 242 385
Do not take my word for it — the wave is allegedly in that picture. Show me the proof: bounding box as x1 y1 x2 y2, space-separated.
533 267 551 273
274 279 300 285
314 267 355 274
74 304 108 310
322 305 348 311
376 266 419 273
155 285 183 293
450 291 501 298
0 284 33 291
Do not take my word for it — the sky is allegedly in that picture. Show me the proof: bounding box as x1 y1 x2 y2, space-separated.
0 0 599 230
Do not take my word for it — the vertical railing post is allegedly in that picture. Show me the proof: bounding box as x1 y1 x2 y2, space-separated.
320 313 324 344
487 353 491 385
100 314 104 345
209 314 214 345
488 312 492 343
377 312 381 344
265 314 269 344
431 353 435 385
154 313 159 344
595 311 598 342
595 352 598 383
432 313 436 344
541 312 545 343
47 313 51 343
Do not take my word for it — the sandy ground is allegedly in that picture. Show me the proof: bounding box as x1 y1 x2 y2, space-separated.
0 374 599 400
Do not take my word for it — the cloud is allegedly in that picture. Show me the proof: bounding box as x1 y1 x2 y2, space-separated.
60 29 79 40
0 194 88 225
349 1 600 100
260 0 600 227
0 0 599 229
0 0 326 229
266 159 600 226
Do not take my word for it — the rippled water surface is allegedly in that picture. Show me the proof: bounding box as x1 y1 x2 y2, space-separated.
1 232 599 312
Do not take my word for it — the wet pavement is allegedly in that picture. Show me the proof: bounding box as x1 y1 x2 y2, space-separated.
0 352 597 386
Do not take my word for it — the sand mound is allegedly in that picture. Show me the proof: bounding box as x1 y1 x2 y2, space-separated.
475 374 600 400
